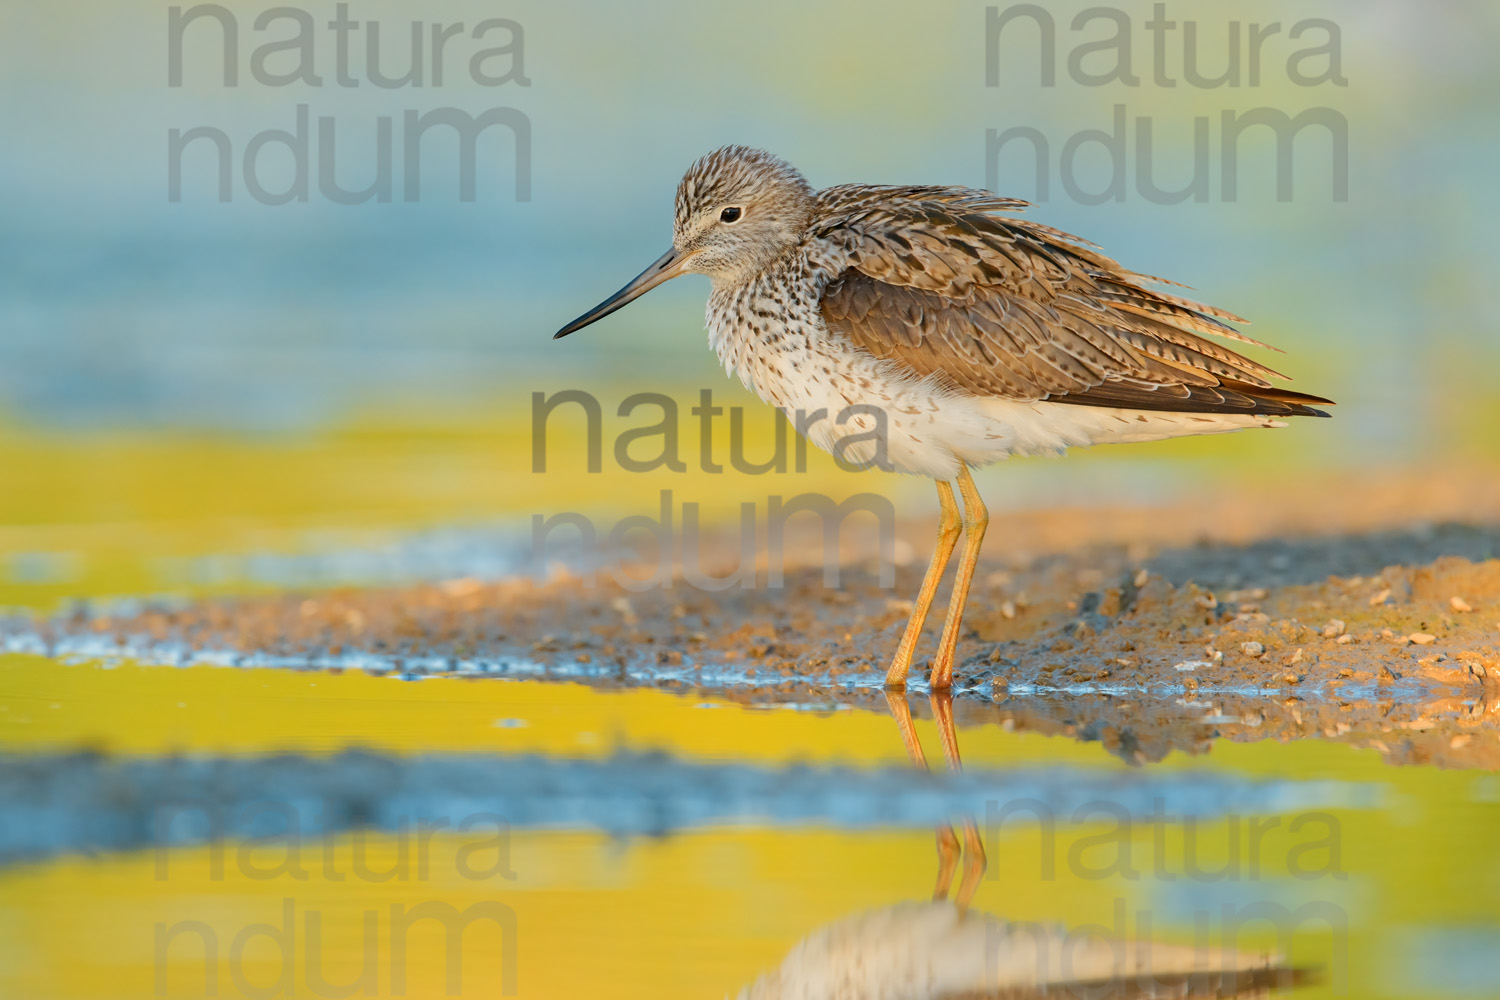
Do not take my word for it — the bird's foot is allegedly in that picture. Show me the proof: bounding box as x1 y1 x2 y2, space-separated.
927 656 955 692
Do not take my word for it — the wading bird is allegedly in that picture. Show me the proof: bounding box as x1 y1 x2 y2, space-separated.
555 146 1331 691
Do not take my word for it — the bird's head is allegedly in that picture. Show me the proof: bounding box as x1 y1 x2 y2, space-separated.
671 145 816 283
554 146 814 339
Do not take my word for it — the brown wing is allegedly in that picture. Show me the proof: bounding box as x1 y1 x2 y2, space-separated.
815 185 1333 418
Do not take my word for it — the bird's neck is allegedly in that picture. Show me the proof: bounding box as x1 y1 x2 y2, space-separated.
704 253 843 413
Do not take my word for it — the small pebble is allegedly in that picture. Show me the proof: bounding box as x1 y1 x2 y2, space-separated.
1369 588 1391 606
1408 633 1437 645
1134 568 1150 587
1241 641 1265 658
1000 600 1017 620
1336 633 1356 645
1450 596 1473 613
1322 619 1346 638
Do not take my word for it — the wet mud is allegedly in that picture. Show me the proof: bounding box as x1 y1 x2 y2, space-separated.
10 470 1500 767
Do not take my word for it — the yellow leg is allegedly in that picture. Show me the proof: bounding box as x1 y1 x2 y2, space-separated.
885 480 962 689
933 825 962 902
882 688 930 768
931 690 987 913
929 467 988 691
884 689 962 901
954 818 987 912
930 689 964 771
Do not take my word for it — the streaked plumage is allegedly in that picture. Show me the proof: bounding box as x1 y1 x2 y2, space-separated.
815 183 1325 417
555 146 1333 690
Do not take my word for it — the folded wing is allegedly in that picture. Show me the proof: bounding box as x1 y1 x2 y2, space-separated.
815 185 1333 418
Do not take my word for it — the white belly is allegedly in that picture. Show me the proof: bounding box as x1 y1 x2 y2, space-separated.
967 395 1287 464
734 346 1283 480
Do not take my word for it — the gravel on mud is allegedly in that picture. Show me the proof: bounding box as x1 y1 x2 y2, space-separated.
7 470 1500 767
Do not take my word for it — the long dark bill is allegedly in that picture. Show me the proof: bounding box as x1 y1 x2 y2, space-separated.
553 247 688 339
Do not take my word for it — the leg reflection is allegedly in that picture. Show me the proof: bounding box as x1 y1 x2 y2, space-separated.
931 691 987 912
883 689 987 912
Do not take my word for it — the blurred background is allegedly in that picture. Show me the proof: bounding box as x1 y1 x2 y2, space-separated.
2 0 1498 604
4 6 1500 999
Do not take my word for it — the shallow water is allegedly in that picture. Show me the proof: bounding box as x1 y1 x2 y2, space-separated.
4 424 1499 998
2 656 1498 999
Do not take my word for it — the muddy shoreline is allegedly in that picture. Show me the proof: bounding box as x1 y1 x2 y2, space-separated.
8 479 1499 767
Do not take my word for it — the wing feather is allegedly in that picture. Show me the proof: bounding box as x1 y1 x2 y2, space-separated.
814 185 1332 418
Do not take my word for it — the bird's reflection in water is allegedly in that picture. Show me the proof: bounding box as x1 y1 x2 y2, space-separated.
732 691 1311 1000
884 690 988 912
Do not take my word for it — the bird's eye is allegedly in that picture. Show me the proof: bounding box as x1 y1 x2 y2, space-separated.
719 206 742 223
